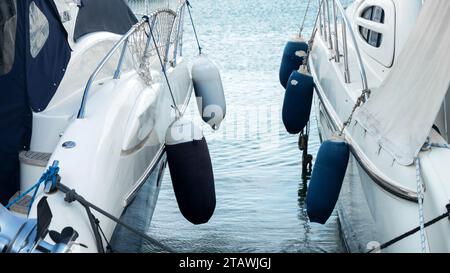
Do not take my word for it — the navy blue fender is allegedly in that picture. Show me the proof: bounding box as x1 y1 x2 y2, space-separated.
279 39 308 89
282 70 314 134
307 137 350 224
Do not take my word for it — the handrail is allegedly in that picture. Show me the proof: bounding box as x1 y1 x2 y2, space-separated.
317 0 369 93
77 20 144 119
77 3 186 119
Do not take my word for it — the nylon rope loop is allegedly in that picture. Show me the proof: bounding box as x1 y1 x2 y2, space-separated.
5 161 60 214
186 0 202 55
146 18 182 118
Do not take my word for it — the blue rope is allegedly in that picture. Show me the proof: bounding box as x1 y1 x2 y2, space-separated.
6 161 60 215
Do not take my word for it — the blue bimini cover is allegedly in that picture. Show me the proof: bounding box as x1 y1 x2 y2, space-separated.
0 0 71 204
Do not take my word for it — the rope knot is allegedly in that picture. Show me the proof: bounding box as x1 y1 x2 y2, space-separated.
64 189 77 203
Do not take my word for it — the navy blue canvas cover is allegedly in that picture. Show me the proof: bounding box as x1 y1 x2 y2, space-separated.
0 0 70 204
74 0 137 41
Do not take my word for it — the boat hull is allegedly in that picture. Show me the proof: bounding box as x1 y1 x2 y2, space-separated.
26 60 193 253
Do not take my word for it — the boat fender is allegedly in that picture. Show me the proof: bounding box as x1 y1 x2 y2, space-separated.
165 117 216 225
279 36 309 89
307 136 349 224
191 55 226 130
282 67 315 134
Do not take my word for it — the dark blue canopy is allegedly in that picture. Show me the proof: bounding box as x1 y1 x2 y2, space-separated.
0 0 70 204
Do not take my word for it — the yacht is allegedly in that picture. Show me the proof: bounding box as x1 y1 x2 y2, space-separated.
307 0 450 252
0 0 194 253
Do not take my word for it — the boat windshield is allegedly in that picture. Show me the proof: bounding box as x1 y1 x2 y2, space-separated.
0 0 17 76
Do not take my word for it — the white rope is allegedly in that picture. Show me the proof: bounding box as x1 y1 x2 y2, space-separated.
414 157 427 253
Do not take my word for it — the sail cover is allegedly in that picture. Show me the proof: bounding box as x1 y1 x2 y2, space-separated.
355 0 450 166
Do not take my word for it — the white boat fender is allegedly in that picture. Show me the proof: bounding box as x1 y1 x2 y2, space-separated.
191 55 226 130
165 117 216 225
279 36 309 89
282 66 314 134
306 135 349 224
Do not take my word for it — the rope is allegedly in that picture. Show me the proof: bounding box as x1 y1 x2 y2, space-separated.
415 157 427 253
367 142 450 253
301 0 323 67
145 16 182 117
6 161 60 215
299 0 313 37
96 218 114 253
186 0 202 55
367 204 450 253
56 182 175 253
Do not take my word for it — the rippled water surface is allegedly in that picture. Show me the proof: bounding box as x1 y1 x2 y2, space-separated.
131 0 346 253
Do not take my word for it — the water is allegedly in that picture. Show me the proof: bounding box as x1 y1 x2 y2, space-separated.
131 0 346 253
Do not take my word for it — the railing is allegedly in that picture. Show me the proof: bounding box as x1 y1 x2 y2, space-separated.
77 1 187 119
316 0 369 93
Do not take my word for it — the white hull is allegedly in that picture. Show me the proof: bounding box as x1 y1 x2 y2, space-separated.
19 28 193 251
310 0 450 252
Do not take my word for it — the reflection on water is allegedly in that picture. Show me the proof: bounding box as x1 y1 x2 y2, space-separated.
129 0 346 253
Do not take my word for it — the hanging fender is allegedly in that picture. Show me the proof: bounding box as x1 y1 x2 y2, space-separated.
306 136 350 224
279 37 309 89
282 68 315 134
191 55 226 130
165 117 216 225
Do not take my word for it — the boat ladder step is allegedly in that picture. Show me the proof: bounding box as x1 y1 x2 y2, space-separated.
8 192 32 215
19 151 52 167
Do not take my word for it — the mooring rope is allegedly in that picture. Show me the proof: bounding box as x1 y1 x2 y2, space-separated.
186 0 202 55
6 161 60 215
367 141 450 253
55 181 175 253
367 204 450 253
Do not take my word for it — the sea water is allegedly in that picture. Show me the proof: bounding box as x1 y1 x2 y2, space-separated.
129 0 346 253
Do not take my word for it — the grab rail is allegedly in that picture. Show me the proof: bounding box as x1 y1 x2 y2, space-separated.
317 0 369 92
77 2 186 119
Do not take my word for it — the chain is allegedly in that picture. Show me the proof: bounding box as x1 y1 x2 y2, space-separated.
339 89 370 136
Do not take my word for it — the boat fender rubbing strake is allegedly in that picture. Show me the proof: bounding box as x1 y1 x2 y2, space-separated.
307 136 349 224
309 60 418 203
282 67 315 134
192 56 226 130
165 117 216 225
279 37 309 89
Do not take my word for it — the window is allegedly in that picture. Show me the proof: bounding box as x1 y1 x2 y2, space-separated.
29 1 49 58
0 0 17 76
358 6 385 48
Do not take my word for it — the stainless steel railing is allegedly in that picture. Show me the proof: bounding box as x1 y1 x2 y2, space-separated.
316 0 369 92
77 2 186 119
